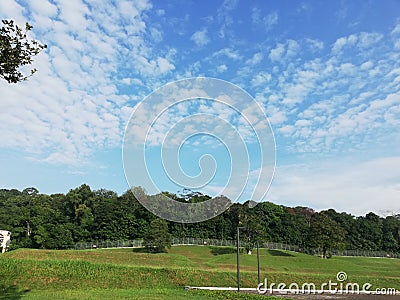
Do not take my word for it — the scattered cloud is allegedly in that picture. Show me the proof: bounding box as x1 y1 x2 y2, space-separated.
191 28 210 46
269 40 299 62
217 0 238 38
246 52 263 65
268 156 400 216
306 38 324 51
0 0 174 164
216 64 228 73
0 1 399 215
212 48 242 60
252 8 278 31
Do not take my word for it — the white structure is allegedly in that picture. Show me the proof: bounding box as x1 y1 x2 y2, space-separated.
0 230 11 253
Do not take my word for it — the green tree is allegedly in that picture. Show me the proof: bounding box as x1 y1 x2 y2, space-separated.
142 218 172 253
64 184 95 242
280 208 309 247
0 20 46 83
309 212 345 258
356 212 383 251
382 216 400 252
239 202 266 254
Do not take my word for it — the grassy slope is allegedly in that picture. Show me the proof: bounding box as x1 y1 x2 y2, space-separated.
0 246 399 299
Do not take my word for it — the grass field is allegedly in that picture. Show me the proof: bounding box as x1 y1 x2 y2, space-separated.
0 246 399 299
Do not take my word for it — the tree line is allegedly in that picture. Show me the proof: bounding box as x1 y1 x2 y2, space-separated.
0 184 399 256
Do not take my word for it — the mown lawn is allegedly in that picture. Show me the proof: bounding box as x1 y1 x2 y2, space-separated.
0 246 399 299
0 287 275 300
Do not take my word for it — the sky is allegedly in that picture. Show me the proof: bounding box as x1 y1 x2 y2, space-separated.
0 0 399 217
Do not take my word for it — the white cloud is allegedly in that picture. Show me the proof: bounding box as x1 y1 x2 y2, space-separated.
55 0 90 32
306 38 324 51
265 106 287 125
332 34 357 53
212 48 241 60
251 7 261 23
0 0 399 209
339 62 355 75
29 0 58 17
394 40 400 50
269 43 285 62
217 0 238 38
121 78 131 85
255 25 400 155
0 0 25 24
216 64 228 73
220 0 238 11
252 8 278 31
295 119 311 127
246 52 263 65
269 40 299 62
331 32 383 54
251 72 271 87
357 32 383 49
286 40 300 57
191 29 210 46
360 61 373 70
263 11 278 30
150 27 163 42
391 22 400 35
157 57 175 73
278 125 295 135
268 157 400 216
0 0 166 164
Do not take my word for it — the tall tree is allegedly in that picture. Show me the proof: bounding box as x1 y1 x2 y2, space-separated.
142 218 172 253
309 212 345 258
357 212 383 251
382 216 400 252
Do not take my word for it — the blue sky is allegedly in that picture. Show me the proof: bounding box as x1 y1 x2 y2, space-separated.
0 0 399 216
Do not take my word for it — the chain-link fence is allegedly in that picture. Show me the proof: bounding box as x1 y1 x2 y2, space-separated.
73 237 400 259
74 237 400 258
330 248 400 258
74 239 143 250
74 237 298 251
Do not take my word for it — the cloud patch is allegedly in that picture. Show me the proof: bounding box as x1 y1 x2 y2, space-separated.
191 29 210 46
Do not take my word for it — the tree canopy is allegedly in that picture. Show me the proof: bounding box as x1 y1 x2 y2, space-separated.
0 185 399 255
143 218 172 253
0 19 47 83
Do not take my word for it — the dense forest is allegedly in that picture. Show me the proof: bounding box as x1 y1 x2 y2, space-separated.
0 184 399 255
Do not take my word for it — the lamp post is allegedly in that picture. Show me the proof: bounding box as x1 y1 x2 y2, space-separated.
257 241 261 285
236 226 245 292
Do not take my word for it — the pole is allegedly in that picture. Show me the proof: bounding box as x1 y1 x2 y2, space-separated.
237 226 240 292
257 241 260 285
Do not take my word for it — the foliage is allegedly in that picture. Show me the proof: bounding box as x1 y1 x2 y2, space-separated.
143 218 172 253
0 185 399 254
0 19 46 83
308 212 345 258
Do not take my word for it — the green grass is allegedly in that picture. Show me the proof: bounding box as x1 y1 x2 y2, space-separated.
2 288 279 300
0 246 399 299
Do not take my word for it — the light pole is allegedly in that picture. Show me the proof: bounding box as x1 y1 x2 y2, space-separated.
257 241 261 285
236 226 245 292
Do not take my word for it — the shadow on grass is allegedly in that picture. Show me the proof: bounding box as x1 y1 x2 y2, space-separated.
132 247 167 254
0 285 29 300
210 247 237 256
132 247 149 253
267 249 295 257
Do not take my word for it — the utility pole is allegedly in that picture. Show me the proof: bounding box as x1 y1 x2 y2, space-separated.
257 241 261 285
236 226 244 292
